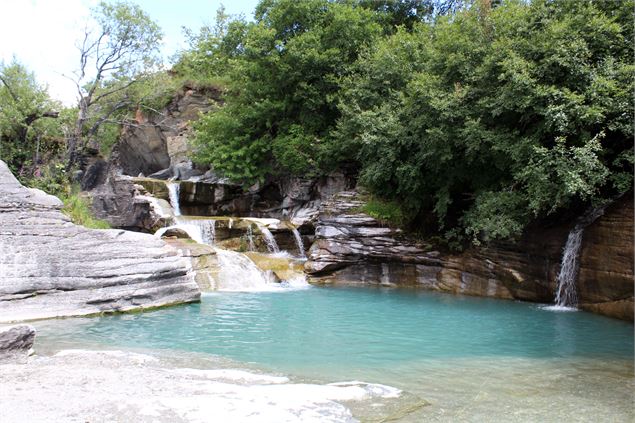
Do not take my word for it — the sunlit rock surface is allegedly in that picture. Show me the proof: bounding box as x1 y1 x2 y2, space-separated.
0 160 200 323
0 349 402 422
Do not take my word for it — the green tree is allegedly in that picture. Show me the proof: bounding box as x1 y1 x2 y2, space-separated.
193 0 382 182
67 0 162 168
337 0 633 243
0 59 61 176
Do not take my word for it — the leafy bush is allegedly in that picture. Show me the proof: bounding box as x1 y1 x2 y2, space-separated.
26 165 110 229
189 0 634 244
338 0 633 242
360 197 408 228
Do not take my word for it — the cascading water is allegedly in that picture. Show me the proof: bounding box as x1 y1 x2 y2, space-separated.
258 225 280 254
154 186 308 290
552 206 606 309
167 182 181 216
213 248 279 291
156 217 215 246
246 225 255 251
554 227 583 308
189 218 216 245
291 227 306 259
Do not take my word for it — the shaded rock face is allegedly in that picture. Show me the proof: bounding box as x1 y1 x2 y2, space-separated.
132 171 355 224
305 191 634 321
90 173 172 232
0 325 35 360
117 87 218 177
0 160 200 323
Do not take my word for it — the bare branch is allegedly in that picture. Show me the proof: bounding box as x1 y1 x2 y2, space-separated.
88 99 131 136
92 79 138 104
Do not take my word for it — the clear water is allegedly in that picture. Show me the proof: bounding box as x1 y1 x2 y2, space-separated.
35 286 634 421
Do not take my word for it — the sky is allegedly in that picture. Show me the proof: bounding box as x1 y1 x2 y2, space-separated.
0 0 260 105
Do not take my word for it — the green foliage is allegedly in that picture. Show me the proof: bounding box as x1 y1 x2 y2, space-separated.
26 162 70 199
337 0 633 243
193 0 382 182
68 1 164 162
24 163 110 229
360 197 408 227
61 189 111 229
171 5 241 87
92 1 163 79
190 0 633 244
0 59 65 176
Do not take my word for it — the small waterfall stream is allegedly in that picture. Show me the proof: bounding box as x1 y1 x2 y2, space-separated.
246 225 256 251
291 227 306 259
180 218 216 245
167 182 181 216
553 206 606 309
554 227 583 308
258 225 280 254
214 248 278 291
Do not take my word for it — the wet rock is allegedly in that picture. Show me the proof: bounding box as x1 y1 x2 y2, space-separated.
0 160 200 323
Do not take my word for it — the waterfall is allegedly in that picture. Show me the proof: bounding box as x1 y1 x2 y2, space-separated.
554 227 583 307
156 218 216 246
259 225 280 254
214 248 278 291
192 219 216 245
168 182 181 216
291 227 306 259
246 225 255 251
553 206 606 308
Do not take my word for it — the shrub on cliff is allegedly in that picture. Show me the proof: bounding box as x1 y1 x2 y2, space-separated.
337 0 633 243
192 0 633 244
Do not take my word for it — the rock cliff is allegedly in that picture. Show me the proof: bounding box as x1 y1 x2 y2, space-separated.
0 160 200 323
305 191 634 321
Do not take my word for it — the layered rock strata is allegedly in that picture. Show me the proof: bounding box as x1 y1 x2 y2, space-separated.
0 160 200 323
305 191 634 321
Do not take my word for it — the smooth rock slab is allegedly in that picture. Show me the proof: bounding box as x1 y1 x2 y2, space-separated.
0 160 200 323
0 349 402 422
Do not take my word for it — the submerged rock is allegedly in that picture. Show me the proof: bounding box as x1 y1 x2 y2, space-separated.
0 349 404 422
0 160 200 323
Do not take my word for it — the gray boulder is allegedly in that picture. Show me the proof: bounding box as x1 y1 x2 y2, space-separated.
0 324 35 359
0 160 200 323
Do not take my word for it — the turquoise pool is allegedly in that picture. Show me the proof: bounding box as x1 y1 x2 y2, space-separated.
35 286 634 421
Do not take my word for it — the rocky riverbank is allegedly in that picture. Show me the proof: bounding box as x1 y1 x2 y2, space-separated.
0 348 404 422
0 160 200 323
